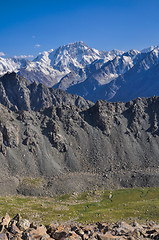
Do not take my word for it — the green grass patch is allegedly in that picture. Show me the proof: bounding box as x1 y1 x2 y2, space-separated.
0 187 159 224
21 178 45 187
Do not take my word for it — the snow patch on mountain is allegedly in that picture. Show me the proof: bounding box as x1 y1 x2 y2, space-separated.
0 57 29 76
2 42 159 104
0 41 125 87
141 45 159 53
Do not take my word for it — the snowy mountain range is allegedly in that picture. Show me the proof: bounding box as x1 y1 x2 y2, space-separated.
0 41 123 87
1 41 159 103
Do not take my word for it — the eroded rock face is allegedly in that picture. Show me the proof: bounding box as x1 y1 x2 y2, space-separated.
0 107 19 156
0 72 92 111
1 73 159 195
0 122 19 147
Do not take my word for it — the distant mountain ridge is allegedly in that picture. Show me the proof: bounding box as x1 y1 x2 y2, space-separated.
1 42 159 103
0 41 124 88
66 46 159 102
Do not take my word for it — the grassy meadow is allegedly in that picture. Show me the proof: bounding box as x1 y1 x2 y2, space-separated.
0 187 159 225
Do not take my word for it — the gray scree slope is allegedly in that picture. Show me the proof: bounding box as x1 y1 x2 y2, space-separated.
0 73 159 196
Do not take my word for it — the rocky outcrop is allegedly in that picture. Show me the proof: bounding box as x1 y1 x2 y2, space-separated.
0 72 92 111
1 213 159 239
1 73 159 195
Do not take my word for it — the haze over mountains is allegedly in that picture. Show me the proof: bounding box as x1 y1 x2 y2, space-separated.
1 41 159 103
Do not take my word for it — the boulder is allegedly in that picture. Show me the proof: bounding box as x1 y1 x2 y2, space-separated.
17 219 30 231
0 213 11 230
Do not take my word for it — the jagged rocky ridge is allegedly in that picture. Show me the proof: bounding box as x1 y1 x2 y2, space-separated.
1 73 159 195
0 72 92 111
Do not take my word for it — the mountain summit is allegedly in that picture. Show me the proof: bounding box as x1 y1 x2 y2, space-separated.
0 41 124 88
1 42 159 103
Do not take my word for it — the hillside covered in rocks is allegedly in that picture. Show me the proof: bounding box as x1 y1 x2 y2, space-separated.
1 213 159 240
0 72 159 195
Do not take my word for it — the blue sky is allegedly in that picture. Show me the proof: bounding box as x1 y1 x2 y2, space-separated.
0 0 159 58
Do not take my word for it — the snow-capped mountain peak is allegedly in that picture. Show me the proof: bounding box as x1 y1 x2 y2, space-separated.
1 41 159 104
0 57 29 76
141 45 159 53
16 41 125 87
0 42 125 88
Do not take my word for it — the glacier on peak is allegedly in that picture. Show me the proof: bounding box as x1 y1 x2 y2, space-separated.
0 41 125 87
1 41 159 103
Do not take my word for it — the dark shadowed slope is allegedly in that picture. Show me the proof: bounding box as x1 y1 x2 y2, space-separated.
67 48 159 102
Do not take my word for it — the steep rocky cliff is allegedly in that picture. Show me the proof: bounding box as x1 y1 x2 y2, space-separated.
0 73 159 195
